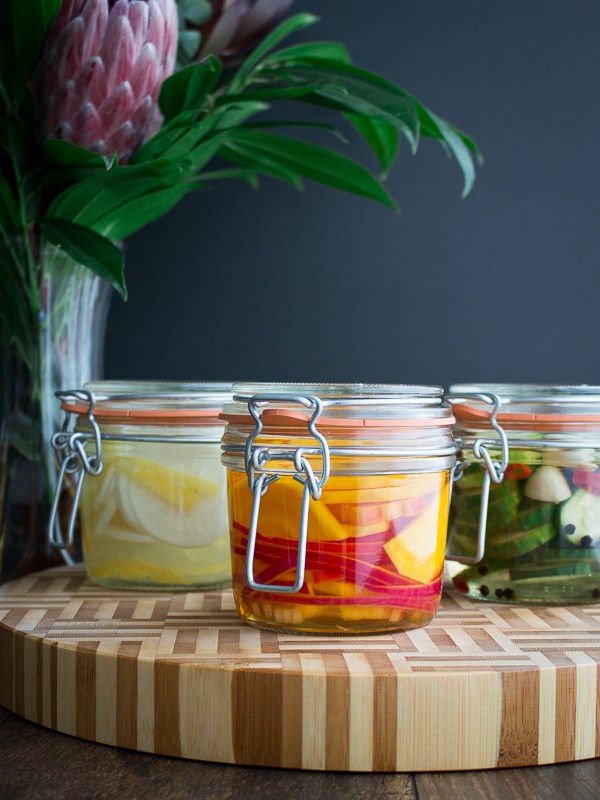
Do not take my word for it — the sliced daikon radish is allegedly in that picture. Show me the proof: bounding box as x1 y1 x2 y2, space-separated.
524 466 571 503
560 488 600 546
116 473 145 531
110 456 219 508
94 493 118 534
92 467 117 510
543 449 595 468
125 476 226 548
102 524 156 544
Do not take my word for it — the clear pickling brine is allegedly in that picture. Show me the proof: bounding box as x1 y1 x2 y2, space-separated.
221 383 457 634
228 470 451 633
64 382 233 591
81 438 230 590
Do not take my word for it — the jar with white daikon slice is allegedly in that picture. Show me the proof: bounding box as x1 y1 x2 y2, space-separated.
48 382 233 590
446 384 600 605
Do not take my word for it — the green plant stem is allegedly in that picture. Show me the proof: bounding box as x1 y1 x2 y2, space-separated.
0 220 22 278
9 152 39 310
10 151 43 408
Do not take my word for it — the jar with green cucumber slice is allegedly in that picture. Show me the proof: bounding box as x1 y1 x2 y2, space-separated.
446 384 600 605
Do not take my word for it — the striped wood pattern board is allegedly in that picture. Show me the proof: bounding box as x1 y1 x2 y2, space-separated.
1 566 600 771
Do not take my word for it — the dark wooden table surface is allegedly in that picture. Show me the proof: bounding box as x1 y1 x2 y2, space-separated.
2 706 600 800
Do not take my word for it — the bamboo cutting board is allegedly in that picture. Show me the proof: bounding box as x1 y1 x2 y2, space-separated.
1 565 600 771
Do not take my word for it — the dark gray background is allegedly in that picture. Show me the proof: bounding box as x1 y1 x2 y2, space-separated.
104 0 600 390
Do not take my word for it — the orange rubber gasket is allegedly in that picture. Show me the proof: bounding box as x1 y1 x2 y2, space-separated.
452 403 600 429
218 408 455 428
61 403 223 426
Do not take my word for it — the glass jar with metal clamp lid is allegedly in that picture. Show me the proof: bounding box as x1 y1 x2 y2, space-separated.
48 381 233 590
220 383 457 634
445 384 600 605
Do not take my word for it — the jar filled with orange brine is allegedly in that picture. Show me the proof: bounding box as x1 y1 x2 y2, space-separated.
49 382 233 590
220 383 457 634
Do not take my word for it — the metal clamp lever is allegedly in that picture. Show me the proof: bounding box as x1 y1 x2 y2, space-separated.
444 393 509 565
48 390 102 550
244 394 330 594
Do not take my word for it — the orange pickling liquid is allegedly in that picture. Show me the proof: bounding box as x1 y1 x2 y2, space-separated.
228 470 451 634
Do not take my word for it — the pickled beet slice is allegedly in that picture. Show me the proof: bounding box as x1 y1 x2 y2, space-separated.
236 538 420 588
573 470 600 497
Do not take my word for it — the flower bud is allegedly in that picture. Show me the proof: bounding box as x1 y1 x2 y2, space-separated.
38 0 178 164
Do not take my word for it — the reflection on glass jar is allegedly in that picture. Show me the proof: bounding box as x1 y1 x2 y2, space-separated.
221 383 457 634
447 384 600 605
52 381 233 591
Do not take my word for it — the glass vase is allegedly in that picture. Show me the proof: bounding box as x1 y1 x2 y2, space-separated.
0 240 112 583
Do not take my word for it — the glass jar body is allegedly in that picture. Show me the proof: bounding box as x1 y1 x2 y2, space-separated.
448 397 600 605
78 420 231 591
227 465 451 634
223 405 455 634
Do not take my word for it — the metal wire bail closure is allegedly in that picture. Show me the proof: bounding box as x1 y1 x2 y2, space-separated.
444 393 509 565
48 390 103 550
244 394 331 594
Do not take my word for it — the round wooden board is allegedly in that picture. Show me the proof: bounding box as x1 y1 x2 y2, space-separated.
1 565 600 772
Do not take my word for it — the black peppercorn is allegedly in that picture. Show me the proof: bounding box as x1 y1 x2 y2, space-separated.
504 588 515 600
581 535 593 548
480 585 490 596
478 565 489 576
592 588 600 599
495 588 504 599
564 524 576 535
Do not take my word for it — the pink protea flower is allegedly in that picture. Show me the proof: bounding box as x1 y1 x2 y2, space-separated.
193 0 294 62
37 0 178 164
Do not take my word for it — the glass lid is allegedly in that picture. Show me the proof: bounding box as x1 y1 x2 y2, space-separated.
83 381 233 411
223 382 454 425
60 381 233 420
450 383 600 421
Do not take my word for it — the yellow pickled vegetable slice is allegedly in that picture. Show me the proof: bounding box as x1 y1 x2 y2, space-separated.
109 456 219 510
311 580 376 597
90 559 191 585
384 504 440 584
338 606 389 621
324 475 412 490
328 501 386 526
249 600 397 625
229 476 348 541
268 603 307 625
341 519 391 538
383 478 449 584
321 473 444 506
327 496 426 531
322 500 410 537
